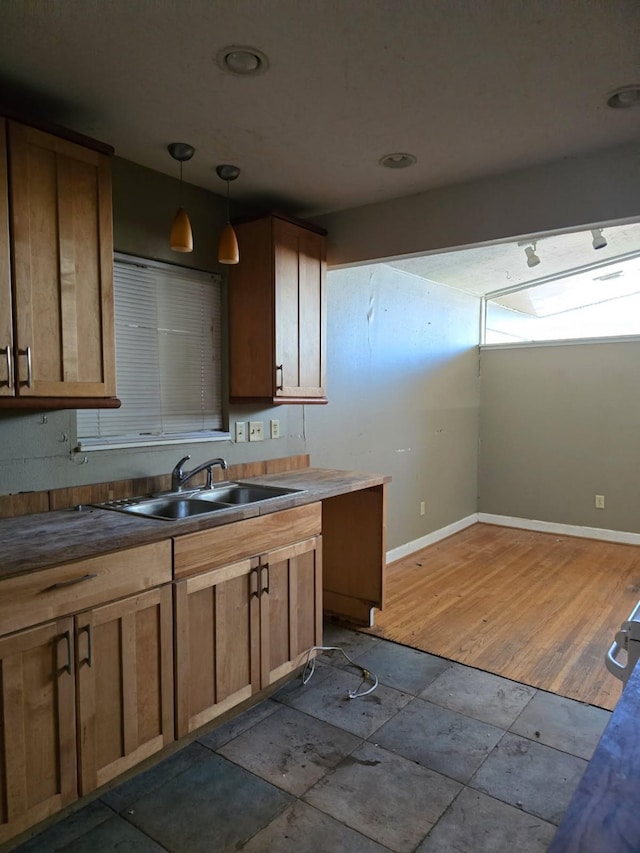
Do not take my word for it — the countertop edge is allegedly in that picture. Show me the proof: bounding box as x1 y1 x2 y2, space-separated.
0 468 390 579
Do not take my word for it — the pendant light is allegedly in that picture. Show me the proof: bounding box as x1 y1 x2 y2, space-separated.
168 142 195 253
216 164 240 264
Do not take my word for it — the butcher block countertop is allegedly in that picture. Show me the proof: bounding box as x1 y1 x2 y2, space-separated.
0 468 390 579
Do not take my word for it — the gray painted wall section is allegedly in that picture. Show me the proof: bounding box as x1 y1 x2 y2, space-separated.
479 341 640 533
305 265 480 548
315 141 640 267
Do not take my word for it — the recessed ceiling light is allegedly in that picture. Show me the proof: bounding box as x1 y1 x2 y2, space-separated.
217 45 269 76
379 152 417 169
606 85 640 109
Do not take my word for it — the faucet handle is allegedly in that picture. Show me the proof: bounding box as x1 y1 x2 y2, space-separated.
172 455 191 476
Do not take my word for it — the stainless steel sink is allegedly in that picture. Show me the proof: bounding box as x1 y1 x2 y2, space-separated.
93 482 303 520
118 496 231 520
196 483 298 505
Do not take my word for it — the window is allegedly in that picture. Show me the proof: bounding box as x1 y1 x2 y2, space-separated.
484 251 640 344
77 254 226 449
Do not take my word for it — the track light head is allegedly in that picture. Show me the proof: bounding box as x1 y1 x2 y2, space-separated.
525 244 541 268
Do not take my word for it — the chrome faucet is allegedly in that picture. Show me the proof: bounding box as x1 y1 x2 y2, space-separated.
171 455 228 492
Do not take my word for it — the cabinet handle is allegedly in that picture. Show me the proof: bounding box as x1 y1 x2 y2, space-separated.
44 573 98 592
250 565 260 598
59 629 72 674
261 562 270 594
2 345 11 389
17 346 32 388
275 364 283 391
79 624 93 667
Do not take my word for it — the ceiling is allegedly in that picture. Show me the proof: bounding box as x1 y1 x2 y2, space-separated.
1 1 639 221
388 222 640 297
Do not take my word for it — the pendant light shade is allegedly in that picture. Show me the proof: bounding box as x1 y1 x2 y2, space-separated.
168 142 195 253
218 222 239 264
216 164 241 265
170 207 193 253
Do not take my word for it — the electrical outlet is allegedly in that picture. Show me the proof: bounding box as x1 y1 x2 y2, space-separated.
595 494 605 509
235 421 246 443
249 421 264 441
420 501 426 516
270 419 280 439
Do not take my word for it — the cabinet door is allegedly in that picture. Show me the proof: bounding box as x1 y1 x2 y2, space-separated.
260 535 323 687
9 121 115 398
174 557 260 738
0 618 76 844
274 218 326 401
0 119 13 397
75 586 173 795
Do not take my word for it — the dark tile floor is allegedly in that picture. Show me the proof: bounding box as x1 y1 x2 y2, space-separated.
11 624 611 853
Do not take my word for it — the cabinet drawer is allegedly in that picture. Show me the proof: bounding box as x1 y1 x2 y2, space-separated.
174 503 322 579
0 541 171 636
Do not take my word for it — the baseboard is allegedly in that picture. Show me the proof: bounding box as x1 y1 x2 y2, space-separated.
478 513 640 546
386 514 478 564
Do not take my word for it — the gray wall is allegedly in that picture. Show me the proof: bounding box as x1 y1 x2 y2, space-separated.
315 141 640 267
305 265 480 547
479 341 640 533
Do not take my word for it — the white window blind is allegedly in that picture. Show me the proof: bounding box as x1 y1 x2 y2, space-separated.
77 254 224 448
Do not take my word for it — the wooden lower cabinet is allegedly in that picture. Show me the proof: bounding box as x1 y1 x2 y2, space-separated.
0 618 77 844
76 585 174 795
175 535 322 738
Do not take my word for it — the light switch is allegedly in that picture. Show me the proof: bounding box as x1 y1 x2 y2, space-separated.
235 421 246 442
249 421 264 441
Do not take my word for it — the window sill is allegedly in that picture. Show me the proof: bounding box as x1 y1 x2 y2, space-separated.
76 431 232 452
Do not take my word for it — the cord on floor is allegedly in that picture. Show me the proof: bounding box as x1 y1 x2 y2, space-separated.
301 645 379 699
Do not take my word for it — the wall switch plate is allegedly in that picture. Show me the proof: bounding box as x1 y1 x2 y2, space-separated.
270 419 280 439
420 501 426 516
235 421 246 443
595 494 605 509
249 421 264 441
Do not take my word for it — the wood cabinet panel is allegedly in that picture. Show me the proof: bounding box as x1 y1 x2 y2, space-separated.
76 585 174 794
173 503 322 579
174 557 259 737
7 120 115 399
0 618 76 844
229 213 326 404
0 541 172 636
0 118 12 397
322 484 387 626
175 533 322 737
261 536 323 686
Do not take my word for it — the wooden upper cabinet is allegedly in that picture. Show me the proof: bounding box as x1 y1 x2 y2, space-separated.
229 213 327 404
3 120 116 399
0 119 13 397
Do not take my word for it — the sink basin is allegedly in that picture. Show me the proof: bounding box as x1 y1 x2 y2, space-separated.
120 497 231 520
93 482 303 520
197 483 298 504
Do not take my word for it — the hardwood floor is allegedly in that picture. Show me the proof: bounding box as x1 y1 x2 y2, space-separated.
367 523 640 710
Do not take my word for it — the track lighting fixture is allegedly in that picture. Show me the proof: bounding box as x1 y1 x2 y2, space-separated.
591 228 607 250
525 243 540 268
168 143 195 253
216 164 240 265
